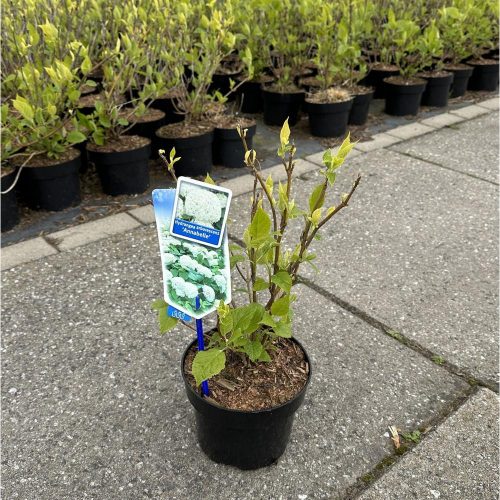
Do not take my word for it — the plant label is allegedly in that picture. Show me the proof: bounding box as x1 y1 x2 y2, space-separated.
167 305 192 322
153 188 232 320
169 177 232 249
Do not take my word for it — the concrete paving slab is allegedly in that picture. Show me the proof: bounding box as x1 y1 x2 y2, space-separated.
1 226 468 500
420 112 465 129
391 111 499 184
47 212 141 251
354 133 402 152
229 147 498 384
1 237 58 271
128 204 155 225
476 97 499 111
450 104 490 120
385 122 434 140
359 388 499 500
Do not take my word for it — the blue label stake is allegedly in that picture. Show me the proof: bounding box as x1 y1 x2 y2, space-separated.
195 297 210 397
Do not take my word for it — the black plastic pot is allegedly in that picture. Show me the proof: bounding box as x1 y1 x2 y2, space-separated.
1 168 20 232
213 123 256 168
420 72 454 107
306 98 353 137
156 127 214 177
209 72 240 101
384 77 427 116
446 65 474 98
182 337 311 470
87 137 151 196
151 96 184 125
467 60 500 91
126 109 166 159
348 88 375 125
18 150 81 211
238 80 263 114
364 66 400 99
262 89 305 127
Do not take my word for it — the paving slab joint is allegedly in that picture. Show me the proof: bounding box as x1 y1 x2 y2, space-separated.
346 385 480 499
296 275 499 393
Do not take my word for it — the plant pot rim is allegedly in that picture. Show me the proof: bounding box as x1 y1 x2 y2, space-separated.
156 122 215 140
11 147 81 168
86 135 151 153
261 86 305 96
384 76 427 86
181 336 312 416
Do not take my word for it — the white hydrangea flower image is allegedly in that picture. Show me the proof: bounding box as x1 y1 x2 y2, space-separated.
171 277 187 297
213 274 226 292
164 252 177 265
195 263 213 279
202 285 215 302
183 242 207 258
164 269 173 281
217 192 228 208
179 254 197 270
184 188 221 227
183 282 199 299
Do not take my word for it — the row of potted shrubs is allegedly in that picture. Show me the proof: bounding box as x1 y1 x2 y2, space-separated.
1 0 498 232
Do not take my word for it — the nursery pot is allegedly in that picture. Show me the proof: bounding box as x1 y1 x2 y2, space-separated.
237 80 263 113
150 95 184 125
467 60 500 91
446 65 474 98
18 149 81 211
209 72 241 102
305 98 353 138
87 136 151 196
125 109 166 158
348 87 375 125
1 167 20 232
213 123 256 168
182 337 311 470
419 72 454 107
364 65 400 99
384 77 427 116
262 88 305 127
156 125 214 177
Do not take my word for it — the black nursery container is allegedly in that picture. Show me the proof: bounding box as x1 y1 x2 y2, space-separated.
156 127 214 177
209 72 240 101
446 65 474 97
420 72 454 107
18 149 81 211
238 80 263 114
213 123 256 168
384 77 427 116
87 137 151 196
467 60 500 91
182 338 311 470
348 88 375 125
262 89 305 126
364 66 400 99
1 168 20 232
126 109 166 159
151 95 184 125
306 98 353 138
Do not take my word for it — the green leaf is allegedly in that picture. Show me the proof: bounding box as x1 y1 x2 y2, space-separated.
271 271 292 293
12 96 34 121
151 298 167 311
273 320 292 338
253 277 269 291
81 56 92 75
204 173 215 185
231 303 265 334
271 295 290 316
192 349 226 386
260 312 277 328
67 130 86 144
248 204 271 243
243 339 266 362
310 208 322 227
280 118 290 146
309 183 325 212
158 307 178 334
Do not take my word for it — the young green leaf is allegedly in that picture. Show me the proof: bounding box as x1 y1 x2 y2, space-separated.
309 183 325 212
271 271 292 293
204 173 216 185
192 348 226 386
280 118 290 147
253 277 269 291
67 130 86 144
271 295 290 316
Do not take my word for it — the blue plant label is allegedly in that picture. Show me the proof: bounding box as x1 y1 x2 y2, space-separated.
169 177 232 249
152 188 232 320
167 305 192 322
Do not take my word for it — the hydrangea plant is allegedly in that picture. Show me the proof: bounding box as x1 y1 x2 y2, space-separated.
154 123 361 387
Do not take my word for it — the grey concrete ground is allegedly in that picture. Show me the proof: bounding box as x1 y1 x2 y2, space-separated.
1 102 499 499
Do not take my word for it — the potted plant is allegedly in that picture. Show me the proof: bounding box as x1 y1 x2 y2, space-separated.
382 11 428 116
155 4 237 177
416 21 454 108
1 21 90 212
152 121 361 469
83 29 161 196
259 0 310 126
438 4 476 97
362 0 400 99
466 1 499 92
